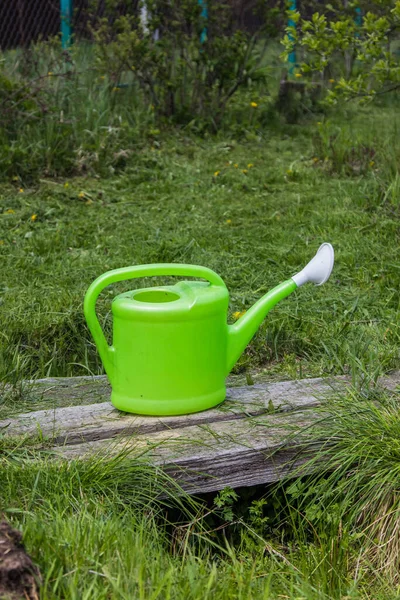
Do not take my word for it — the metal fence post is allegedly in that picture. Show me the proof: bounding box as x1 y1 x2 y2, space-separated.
198 0 208 43
355 6 362 27
288 0 297 74
60 0 73 48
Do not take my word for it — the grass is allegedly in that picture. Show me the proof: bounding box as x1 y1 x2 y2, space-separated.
0 36 277 182
1 47 400 597
279 384 400 585
0 41 156 182
2 437 400 599
1 448 396 600
0 102 400 391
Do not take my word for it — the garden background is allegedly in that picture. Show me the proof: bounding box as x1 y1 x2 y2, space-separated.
1 0 400 597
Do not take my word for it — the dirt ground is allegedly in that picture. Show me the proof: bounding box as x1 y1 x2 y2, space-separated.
0 520 40 600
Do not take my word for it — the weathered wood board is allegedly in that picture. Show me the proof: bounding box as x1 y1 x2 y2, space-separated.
1 372 399 494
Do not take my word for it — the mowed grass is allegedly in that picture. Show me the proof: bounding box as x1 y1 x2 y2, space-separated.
1 101 400 599
0 105 399 393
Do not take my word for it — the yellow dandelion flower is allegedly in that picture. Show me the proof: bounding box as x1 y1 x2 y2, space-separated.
31 214 37 221
312 157 319 163
5 209 15 214
242 169 248 174
247 163 254 168
233 310 246 320
286 169 293 175
295 73 302 78
226 219 232 224
48 71 53 76
19 188 24 193
250 102 258 108
64 182 69 188
369 160 375 167
214 171 220 177
78 192 85 198
233 163 238 168
329 78 335 83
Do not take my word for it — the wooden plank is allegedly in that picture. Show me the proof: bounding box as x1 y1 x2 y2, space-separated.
53 409 318 494
2 372 399 446
0 375 352 444
1 371 399 494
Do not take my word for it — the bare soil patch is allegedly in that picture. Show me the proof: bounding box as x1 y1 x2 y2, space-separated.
0 521 40 600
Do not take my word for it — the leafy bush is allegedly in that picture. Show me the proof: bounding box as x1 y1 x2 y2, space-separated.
90 0 270 131
282 0 400 103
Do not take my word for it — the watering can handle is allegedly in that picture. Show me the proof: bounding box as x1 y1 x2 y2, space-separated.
83 264 226 379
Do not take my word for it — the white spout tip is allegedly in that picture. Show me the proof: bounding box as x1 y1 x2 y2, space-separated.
292 243 334 287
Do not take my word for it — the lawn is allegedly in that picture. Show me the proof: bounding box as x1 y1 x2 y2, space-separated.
1 106 399 388
1 99 400 598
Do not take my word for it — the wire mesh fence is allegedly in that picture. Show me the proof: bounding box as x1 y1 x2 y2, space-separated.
0 0 86 50
0 0 281 51
0 0 60 50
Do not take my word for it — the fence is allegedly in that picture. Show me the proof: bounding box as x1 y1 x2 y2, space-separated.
0 0 281 51
0 0 89 50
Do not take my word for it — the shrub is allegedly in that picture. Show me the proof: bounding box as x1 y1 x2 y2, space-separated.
282 0 400 103
90 0 271 131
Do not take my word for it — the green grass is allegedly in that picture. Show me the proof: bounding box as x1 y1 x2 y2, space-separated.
1 448 396 600
1 81 400 596
0 36 279 182
282 386 400 586
1 103 399 390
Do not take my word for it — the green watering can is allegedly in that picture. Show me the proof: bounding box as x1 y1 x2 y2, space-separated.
84 243 334 416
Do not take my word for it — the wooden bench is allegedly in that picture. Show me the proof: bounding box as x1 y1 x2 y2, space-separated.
1 372 399 495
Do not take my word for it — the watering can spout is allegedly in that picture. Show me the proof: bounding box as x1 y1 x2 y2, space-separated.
226 243 334 374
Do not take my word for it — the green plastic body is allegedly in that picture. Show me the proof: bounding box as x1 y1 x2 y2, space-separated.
84 264 297 415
